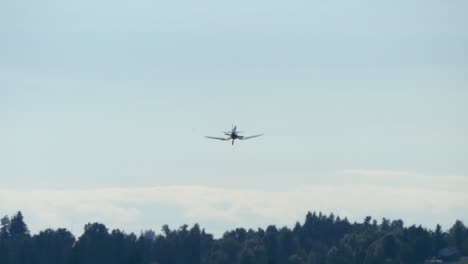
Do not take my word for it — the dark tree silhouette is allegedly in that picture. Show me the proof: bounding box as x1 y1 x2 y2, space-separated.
0 211 466 264
449 220 466 252
9 212 29 239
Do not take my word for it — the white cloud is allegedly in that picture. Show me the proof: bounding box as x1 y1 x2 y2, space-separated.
1 180 467 236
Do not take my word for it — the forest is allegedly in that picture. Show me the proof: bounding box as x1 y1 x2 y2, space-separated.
0 211 467 264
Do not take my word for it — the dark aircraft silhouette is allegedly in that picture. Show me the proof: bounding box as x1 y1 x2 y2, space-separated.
205 125 263 145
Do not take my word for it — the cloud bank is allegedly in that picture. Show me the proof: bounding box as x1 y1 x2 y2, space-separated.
1 174 467 236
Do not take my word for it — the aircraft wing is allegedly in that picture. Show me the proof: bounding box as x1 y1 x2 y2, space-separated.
239 134 264 140
205 136 230 141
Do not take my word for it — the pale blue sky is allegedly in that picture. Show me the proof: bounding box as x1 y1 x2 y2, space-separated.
1 0 468 235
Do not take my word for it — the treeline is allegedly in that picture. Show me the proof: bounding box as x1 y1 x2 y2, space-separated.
0 211 467 264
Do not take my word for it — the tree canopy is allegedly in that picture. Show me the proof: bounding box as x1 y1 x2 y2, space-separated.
0 211 466 264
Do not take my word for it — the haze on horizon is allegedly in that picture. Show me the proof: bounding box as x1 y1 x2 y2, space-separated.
1 0 467 236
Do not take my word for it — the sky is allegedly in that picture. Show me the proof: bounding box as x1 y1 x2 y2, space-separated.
1 0 468 236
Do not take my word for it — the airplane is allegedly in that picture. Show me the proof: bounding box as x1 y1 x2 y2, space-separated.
205 125 263 145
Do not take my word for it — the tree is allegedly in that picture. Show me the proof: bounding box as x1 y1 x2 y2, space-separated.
71 223 111 264
0 217 9 264
449 220 466 251
433 224 444 254
403 225 432 262
32 228 75 264
0 210 460 264
390 219 403 230
380 218 390 232
264 225 279 264
364 216 372 227
0 216 9 240
9 212 29 239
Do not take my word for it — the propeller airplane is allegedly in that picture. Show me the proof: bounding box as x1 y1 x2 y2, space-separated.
205 125 263 145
